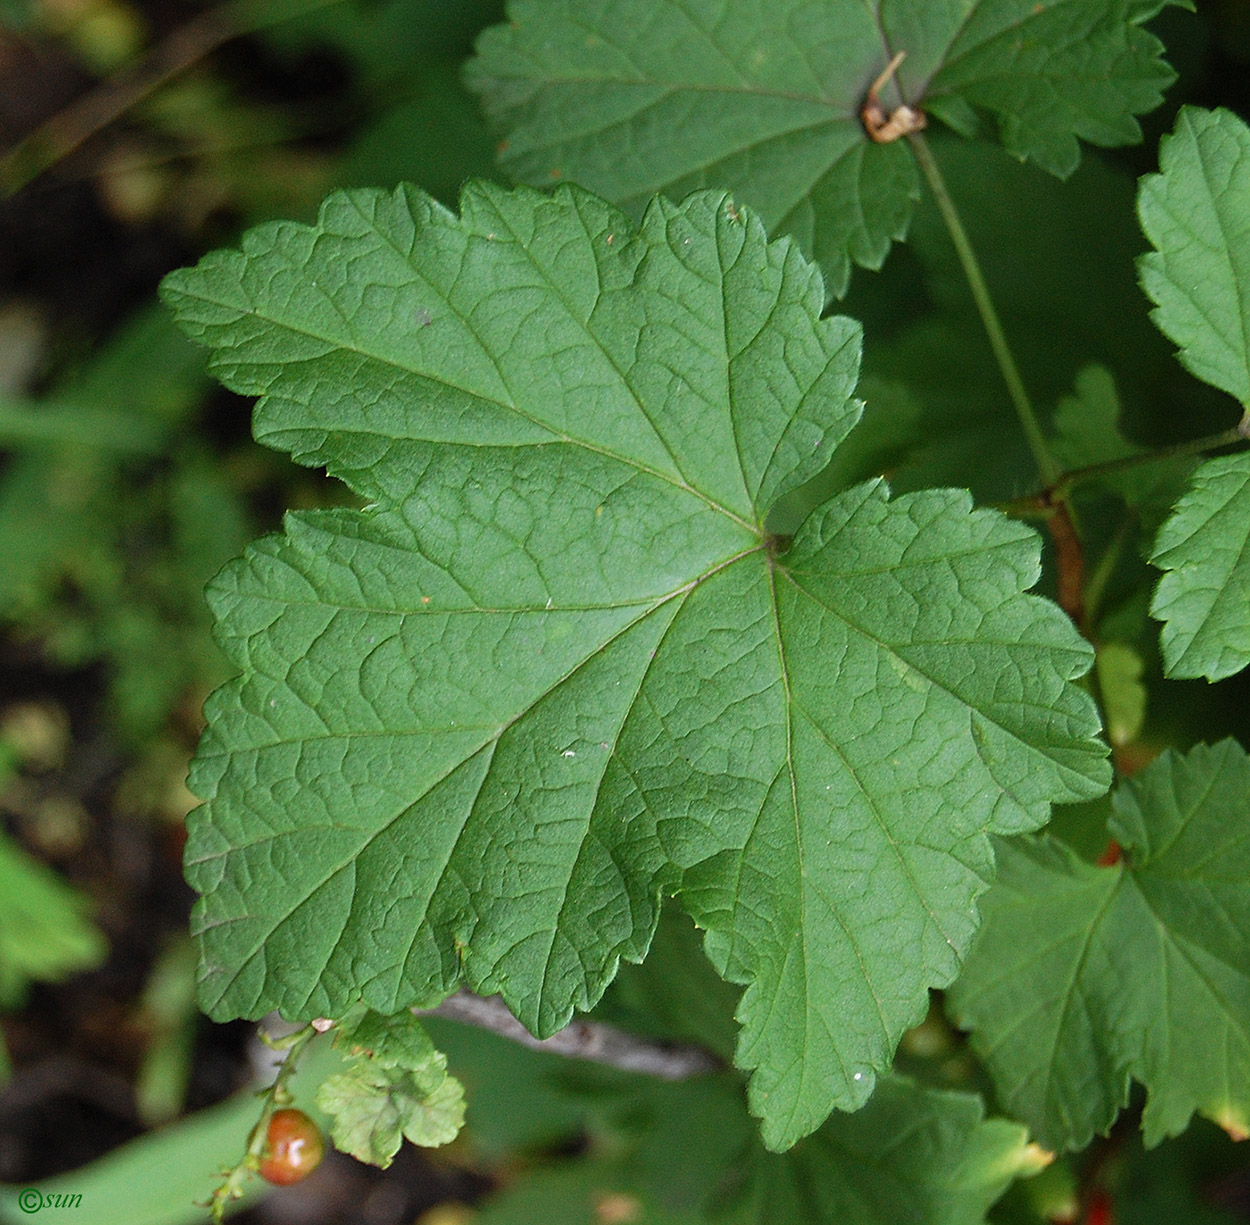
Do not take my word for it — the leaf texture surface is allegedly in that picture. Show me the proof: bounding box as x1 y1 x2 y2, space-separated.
1141 109 1250 680
1151 452 1250 681
163 182 1108 1148
468 0 1183 292
1139 106 1250 411
949 741 1250 1150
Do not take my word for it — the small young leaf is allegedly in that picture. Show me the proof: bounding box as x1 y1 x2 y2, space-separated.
1150 452 1250 680
334 1005 444 1076
468 0 1184 292
316 1061 466 1166
949 740 1250 1151
164 181 1108 1150
317 1008 465 1165
1139 107 1250 411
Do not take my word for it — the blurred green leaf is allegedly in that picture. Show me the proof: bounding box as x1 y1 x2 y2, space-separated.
135 937 200 1126
0 831 106 1010
1053 366 1193 520
1095 643 1148 749
0 1035 344 1225
476 1074 1038 1225
0 307 251 739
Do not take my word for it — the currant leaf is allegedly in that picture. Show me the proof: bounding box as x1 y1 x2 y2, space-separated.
333 1005 445 1073
1140 108 1250 681
1139 107 1250 412
317 1062 465 1166
1150 452 1250 681
164 181 1108 1150
948 741 1250 1151
468 0 1184 293
315 1007 465 1165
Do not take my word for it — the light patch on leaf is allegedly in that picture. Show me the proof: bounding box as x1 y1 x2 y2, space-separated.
1095 643 1146 748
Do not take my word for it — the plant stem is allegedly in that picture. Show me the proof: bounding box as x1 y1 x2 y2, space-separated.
1056 425 1247 499
207 1021 323 1223
417 991 723 1080
999 425 1248 522
1082 512 1136 631
908 133 1062 486
1044 500 1085 625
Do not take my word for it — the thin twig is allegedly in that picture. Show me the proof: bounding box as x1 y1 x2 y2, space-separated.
1054 425 1246 500
207 1020 321 1223
1043 499 1085 626
1081 511 1136 631
1 0 341 195
417 991 723 1081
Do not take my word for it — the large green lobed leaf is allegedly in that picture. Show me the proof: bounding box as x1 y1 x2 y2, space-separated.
468 0 1184 293
163 182 1108 1149
949 741 1250 1151
1140 108 1250 680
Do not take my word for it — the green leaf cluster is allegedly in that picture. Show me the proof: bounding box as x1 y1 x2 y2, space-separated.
468 0 1187 294
0 308 250 741
1141 107 1250 681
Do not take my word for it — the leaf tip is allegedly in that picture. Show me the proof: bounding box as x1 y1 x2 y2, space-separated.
1210 1102 1250 1142
1014 1141 1056 1177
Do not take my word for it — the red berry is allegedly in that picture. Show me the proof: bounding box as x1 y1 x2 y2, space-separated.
258 1108 324 1186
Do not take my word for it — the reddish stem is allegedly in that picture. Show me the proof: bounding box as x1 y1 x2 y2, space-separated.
1044 500 1085 626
